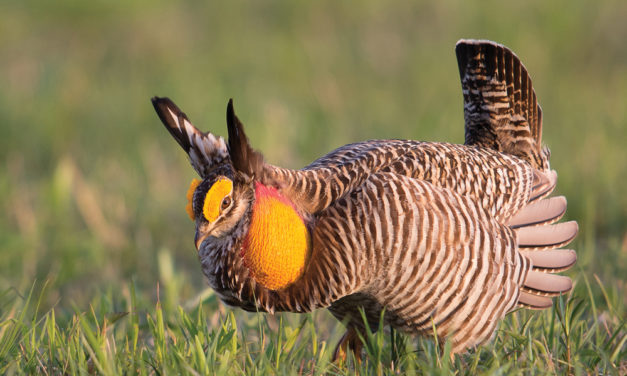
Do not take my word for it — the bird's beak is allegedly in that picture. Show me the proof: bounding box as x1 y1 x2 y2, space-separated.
194 230 206 251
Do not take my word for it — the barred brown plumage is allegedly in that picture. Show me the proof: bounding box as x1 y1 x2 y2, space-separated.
152 39 577 358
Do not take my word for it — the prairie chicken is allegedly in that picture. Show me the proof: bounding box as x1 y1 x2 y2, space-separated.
152 39 577 357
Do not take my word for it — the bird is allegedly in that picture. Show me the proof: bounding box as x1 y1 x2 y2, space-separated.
151 39 578 359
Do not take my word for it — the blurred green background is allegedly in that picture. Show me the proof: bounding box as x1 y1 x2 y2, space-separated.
1 0 625 321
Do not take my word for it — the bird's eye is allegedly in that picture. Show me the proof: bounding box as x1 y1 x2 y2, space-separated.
221 196 232 211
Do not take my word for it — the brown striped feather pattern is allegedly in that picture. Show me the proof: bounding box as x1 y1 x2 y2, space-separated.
153 39 577 355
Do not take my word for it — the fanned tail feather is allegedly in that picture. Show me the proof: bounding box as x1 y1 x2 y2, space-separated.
456 39 549 170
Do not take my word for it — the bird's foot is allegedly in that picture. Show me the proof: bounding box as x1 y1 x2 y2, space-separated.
332 327 363 364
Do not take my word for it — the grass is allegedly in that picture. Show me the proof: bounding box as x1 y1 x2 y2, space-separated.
0 0 626 374
0 275 625 374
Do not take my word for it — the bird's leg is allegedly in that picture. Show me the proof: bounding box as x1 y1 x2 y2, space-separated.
332 326 363 363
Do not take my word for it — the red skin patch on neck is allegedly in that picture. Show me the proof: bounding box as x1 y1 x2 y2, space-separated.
253 182 295 209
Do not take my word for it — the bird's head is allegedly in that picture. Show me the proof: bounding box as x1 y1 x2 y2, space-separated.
186 166 254 249
152 97 310 291
151 97 259 249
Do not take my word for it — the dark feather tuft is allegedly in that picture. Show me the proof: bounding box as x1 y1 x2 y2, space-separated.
152 96 230 178
226 99 264 177
151 96 193 152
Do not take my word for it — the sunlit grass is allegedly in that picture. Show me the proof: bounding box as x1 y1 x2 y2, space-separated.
1 272 625 374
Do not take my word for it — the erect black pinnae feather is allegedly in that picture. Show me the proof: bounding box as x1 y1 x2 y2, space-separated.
226 99 264 177
151 96 193 153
